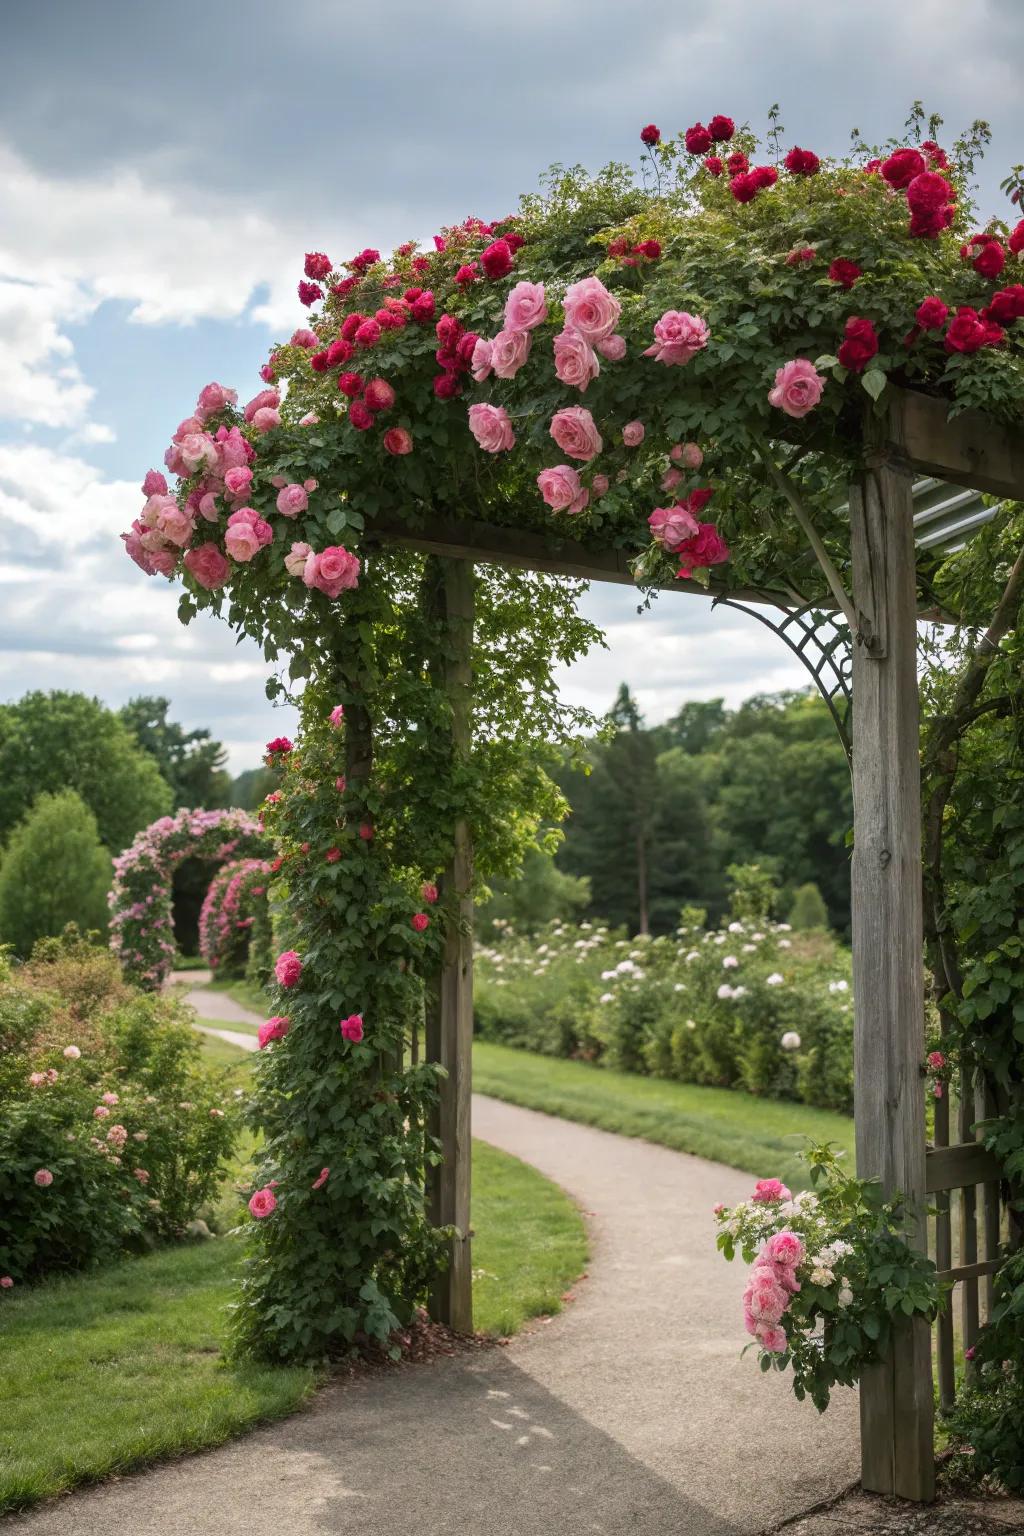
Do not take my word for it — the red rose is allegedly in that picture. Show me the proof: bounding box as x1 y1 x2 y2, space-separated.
726 151 749 175
906 171 953 214
750 165 778 191
337 372 364 397
863 158 882 176
504 231 526 254
984 285 1024 325
411 913 430 933
708 114 735 142
1009 221 1024 255
730 172 757 203
828 259 862 289
972 241 1006 279
304 252 332 280
634 239 662 259
348 400 374 430
297 281 322 307
703 156 724 177
341 313 365 342
364 378 396 413
410 292 436 323
403 286 423 302
310 351 330 373
326 338 354 367
455 263 479 285
332 276 361 297
909 204 954 239
684 122 713 155
640 124 660 146
784 146 820 175
837 316 879 372
481 240 514 279
944 306 1003 354
785 246 816 266
433 373 462 399
881 148 926 189
607 236 630 258
350 247 380 273
675 522 730 579
921 140 950 171
915 297 948 330
354 319 382 347
383 428 413 456
375 307 404 330
455 331 479 368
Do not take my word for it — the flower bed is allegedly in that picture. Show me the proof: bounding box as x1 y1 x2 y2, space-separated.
0 932 238 1288
474 916 854 1111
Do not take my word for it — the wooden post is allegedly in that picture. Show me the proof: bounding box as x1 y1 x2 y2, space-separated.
426 557 475 1333
849 416 935 1503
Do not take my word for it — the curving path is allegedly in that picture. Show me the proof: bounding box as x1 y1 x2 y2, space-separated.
7 984 859 1535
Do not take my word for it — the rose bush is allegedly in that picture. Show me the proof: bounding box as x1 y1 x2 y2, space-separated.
197 856 273 978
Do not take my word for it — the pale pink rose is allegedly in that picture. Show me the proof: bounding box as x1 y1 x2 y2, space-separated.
248 1187 277 1219
106 1124 128 1149
102 1092 119 1106
758 1325 788 1354
157 502 195 548
141 470 168 497
178 432 219 472
643 310 710 366
304 546 360 599
195 382 238 421
244 388 280 422
184 542 231 589
752 1178 792 1204
671 441 704 469
553 328 600 392
661 467 683 492
549 406 602 461
299 412 320 426
284 541 311 577
468 403 516 453
271 475 287 488
768 358 825 418
648 504 699 550
290 328 319 348
252 407 281 433
536 465 587 514
503 280 548 332
33 1169 54 1187
198 493 219 522
765 1230 805 1267
149 547 178 578
303 478 317 492
470 338 493 382
329 704 345 728
172 415 203 443
563 276 621 342
490 328 532 379
276 484 309 517
0 1276 13 1289
622 420 645 447
216 425 252 471
223 466 253 500
592 474 610 497
225 508 272 562
597 333 627 361
93 1104 110 1119
63 1045 81 1060
164 444 188 477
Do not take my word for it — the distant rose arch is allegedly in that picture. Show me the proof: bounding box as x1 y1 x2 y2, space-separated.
109 807 268 989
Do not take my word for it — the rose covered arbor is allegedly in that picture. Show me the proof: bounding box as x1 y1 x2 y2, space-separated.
121 107 1024 1501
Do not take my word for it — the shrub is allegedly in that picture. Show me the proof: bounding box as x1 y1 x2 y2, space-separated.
789 882 830 931
0 932 238 1284
0 792 111 957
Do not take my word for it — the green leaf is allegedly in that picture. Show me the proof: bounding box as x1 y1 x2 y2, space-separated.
861 369 888 401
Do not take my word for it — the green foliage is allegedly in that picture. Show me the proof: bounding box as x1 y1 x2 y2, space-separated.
118 696 232 810
0 931 238 1282
716 1144 943 1413
788 881 829 931
477 844 590 936
727 862 779 924
0 791 111 957
945 1250 1024 1491
0 692 172 852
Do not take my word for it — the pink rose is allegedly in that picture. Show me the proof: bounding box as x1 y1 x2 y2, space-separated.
411 912 430 932
591 473 610 497
197 492 219 522
468 403 516 453
311 1167 330 1190
257 1015 290 1049
648 504 699 550
157 502 195 548
304 545 360 599
490 328 532 379
0 1276 13 1289
549 406 602 461
383 427 413 455
675 523 730 579
364 377 396 413
216 426 252 472
503 280 548 332
553 328 600 392
661 467 683 493
563 276 622 342
765 1230 804 1267
622 420 645 447
768 358 825 419
248 1187 277 1219
178 432 218 472
329 704 345 728
252 407 281 433
751 1178 791 1204
284 541 311 577
537 465 588 514
340 1013 364 1042
643 310 710 366
758 1325 788 1354
184 542 231 589
421 882 439 903
173 415 203 443
275 950 302 988
33 1169 54 1187
299 412 320 426
195 382 238 421
671 442 703 469
224 508 272 562
291 328 319 348
276 484 309 517
141 469 167 497
470 337 493 382
244 388 280 422
597 333 627 361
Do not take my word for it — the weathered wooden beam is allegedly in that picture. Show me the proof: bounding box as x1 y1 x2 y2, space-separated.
363 514 795 609
890 388 1024 502
849 435 935 1503
426 557 475 1334
925 1140 1003 1194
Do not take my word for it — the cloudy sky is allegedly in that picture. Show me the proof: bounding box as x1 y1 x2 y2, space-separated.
2 0 1021 770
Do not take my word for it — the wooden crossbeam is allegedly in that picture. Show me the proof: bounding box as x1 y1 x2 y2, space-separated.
891 389 1024 502
925 1139 1003 1194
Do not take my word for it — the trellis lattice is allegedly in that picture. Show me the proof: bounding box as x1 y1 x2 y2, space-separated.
712 594 854 763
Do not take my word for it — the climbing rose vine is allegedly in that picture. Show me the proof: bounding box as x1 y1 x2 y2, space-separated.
198 856 273 976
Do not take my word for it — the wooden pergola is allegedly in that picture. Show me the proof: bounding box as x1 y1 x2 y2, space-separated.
375 387 1024 1503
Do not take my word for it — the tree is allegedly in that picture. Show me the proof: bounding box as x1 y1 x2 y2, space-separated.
0 791 112 956
478 844 590 935
789 882 829 930
119 696 231 810
230 766 278 810
0 692 172 853
658 698 727 756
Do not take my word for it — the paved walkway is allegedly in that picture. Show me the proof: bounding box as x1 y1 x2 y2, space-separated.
9 984 860 1535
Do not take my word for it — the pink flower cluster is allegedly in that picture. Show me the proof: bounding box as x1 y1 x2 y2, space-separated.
258 1016 291 1049
743 1228 805 1353
275 950 303 989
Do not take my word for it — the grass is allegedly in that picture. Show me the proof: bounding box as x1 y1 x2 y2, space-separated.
472 1039 856 1190
0 1033 586 1514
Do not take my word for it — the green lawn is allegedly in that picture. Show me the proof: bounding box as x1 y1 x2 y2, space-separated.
0 1036 586 1514
472 1040 856 1190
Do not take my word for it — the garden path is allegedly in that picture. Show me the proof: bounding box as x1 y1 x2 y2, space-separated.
10 983 860 1535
